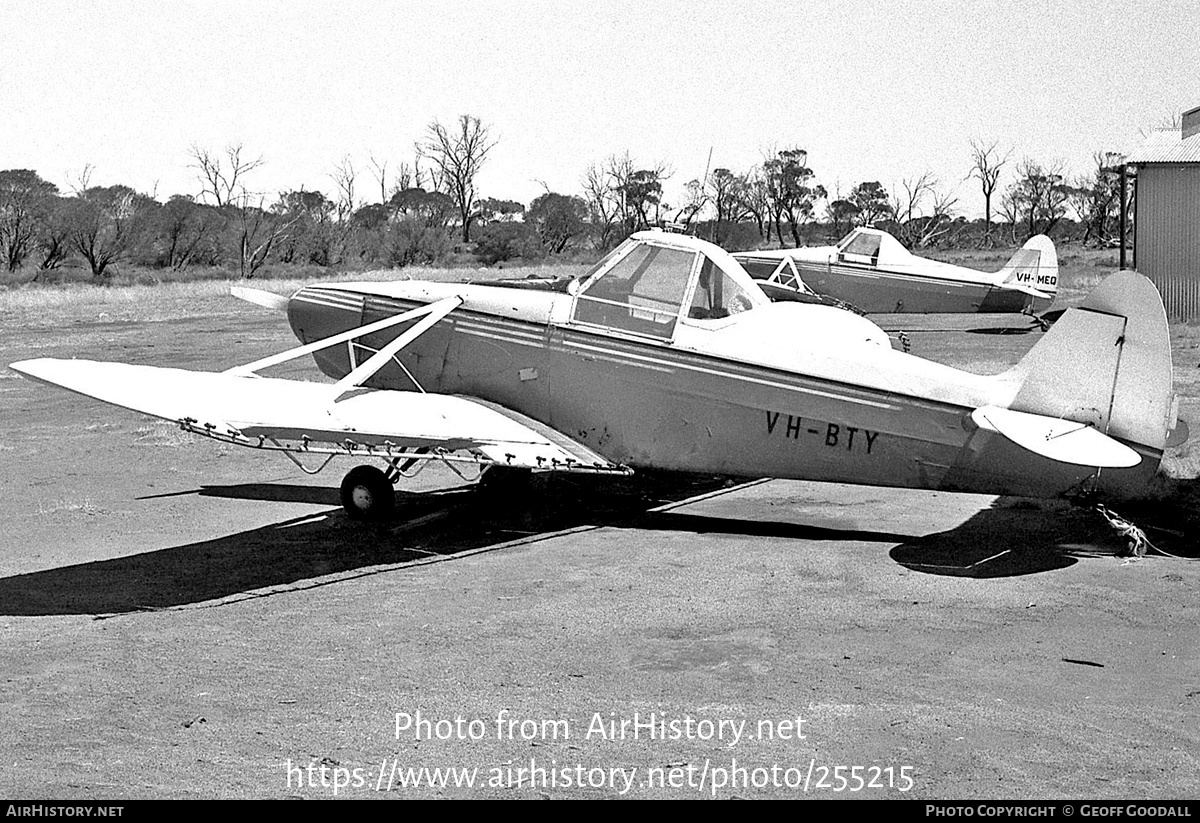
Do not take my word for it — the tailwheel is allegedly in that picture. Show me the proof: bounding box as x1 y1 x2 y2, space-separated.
340 465 396 521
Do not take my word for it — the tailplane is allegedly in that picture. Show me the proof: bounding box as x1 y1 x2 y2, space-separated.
997 235 1058 298
1001 270 1178 464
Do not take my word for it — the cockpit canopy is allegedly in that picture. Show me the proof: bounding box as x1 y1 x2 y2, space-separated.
835 227 910 269
570 231 769 341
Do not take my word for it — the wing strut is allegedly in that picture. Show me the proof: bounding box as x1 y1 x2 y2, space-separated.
226 296 462 377
332 296 461 398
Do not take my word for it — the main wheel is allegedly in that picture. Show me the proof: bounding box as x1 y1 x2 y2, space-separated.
340 465 396 521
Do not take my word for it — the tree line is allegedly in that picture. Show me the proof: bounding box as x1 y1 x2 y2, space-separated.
0 115 1131 282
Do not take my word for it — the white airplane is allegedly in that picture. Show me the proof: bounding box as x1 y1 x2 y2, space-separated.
10 230 1183 520
733 228 1059 314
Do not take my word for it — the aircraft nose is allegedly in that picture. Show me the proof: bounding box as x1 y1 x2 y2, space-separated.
287 286 366 346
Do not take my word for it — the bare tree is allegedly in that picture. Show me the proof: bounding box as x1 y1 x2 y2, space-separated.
186 143 303 275
706 168 751 244
368 154 389 204
997 189 1020 243
582 162 619 248
598 152 637 236
1139 107 1184 138
330 156 357 222
67 163 94 197
396 160 427 194
190 143 264 207
327 156 359 263
582 153 670 248
672 178 708 231
967 140 1011 247
891 172 958 249
417 115 496 242
233 199 299 278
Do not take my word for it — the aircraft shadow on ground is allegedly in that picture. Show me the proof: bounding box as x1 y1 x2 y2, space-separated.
890 498 1136 578
0 478 1155 617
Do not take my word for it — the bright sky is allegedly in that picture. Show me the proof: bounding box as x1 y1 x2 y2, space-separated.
2 0 1197 217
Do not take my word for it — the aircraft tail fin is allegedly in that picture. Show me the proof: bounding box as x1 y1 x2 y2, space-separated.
1001 270 1177 463
997 235 1058 298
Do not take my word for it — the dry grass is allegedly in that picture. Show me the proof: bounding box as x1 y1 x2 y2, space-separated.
924 246 1123 306
133 421 199 448
0 263 588 325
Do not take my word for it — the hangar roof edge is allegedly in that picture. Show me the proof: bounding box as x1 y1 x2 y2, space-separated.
1125 131 1200 164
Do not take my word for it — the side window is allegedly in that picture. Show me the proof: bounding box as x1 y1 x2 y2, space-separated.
839 232 881 266
573 245 695 339
688 257 756 320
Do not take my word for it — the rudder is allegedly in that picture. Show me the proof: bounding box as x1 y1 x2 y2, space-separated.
998 235 1059 298
1003 270 1174 456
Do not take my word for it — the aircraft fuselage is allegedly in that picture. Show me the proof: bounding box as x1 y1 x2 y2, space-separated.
286 281 1159 500
794 260 1038 313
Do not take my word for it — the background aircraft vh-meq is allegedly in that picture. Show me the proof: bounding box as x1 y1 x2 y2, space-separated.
733 227 1059 314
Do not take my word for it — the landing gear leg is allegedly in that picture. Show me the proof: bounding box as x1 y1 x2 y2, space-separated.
340 465 396 521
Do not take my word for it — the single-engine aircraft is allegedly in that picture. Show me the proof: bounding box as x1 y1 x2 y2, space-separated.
733 227 1059 314
10 230 1183 521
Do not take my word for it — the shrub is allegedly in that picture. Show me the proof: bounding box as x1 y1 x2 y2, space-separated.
387 218 451 268
474 222 544 266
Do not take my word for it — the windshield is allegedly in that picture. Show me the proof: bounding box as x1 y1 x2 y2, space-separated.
572 243 697 339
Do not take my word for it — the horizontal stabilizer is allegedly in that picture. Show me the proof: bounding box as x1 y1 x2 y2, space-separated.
971 405 1140 468
231 286 289 311
9 359 628 474
1003 279 1055 299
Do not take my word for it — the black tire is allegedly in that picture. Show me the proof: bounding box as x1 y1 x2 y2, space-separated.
340 465 395 521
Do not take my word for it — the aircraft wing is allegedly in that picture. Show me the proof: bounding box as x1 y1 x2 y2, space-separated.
9 358 628 473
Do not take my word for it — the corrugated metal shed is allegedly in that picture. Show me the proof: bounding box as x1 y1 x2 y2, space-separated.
1125 119 1200 322
1125 130 1200 164
1135 164 1200 320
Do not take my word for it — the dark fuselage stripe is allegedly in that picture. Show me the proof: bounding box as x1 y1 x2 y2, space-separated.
294 291 967 417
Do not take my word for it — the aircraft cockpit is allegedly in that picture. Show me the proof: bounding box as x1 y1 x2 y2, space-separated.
836 227 909 270
568 231 769 341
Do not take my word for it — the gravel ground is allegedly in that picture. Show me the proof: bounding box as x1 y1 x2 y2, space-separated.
0 287 1196 799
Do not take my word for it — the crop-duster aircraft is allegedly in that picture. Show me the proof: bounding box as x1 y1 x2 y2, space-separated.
734 227 1059 314
10 230 1183 520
